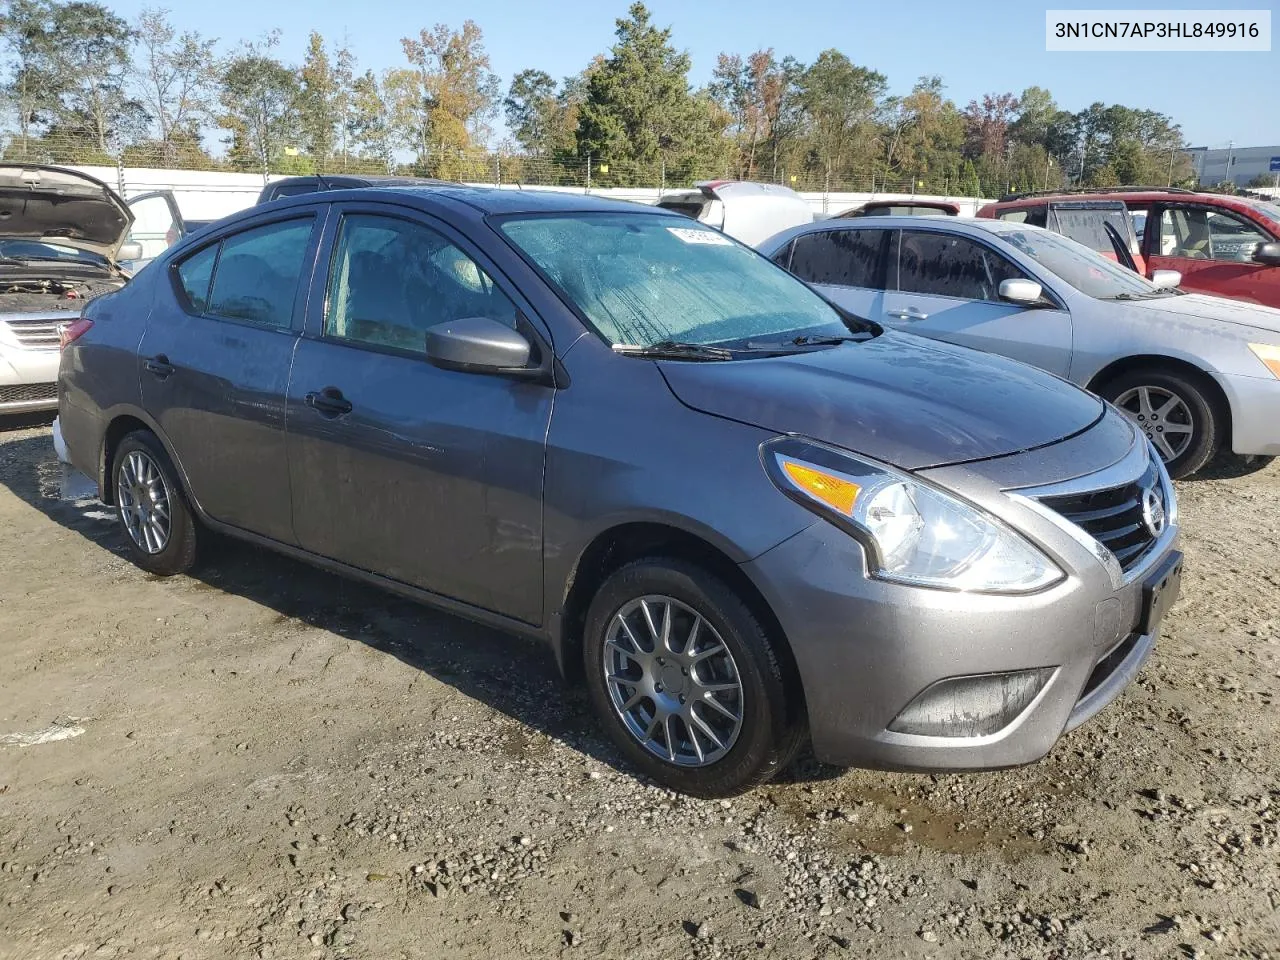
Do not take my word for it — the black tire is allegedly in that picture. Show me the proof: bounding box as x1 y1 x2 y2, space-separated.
1097 367 1220 479
111 430 199 576
582 558 804 797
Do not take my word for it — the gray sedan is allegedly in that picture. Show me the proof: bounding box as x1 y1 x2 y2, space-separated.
59 187 1180 796
760 217 1280 477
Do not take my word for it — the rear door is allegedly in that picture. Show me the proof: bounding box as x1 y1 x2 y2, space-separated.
285 203 554 624
880 228 1073 377
138 209 324 543
1150 203 1280 305
783 227 890 322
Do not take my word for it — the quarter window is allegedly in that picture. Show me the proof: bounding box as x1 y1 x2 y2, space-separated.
206 219 313 328
789 229 886 288
175 244 217 313
324 214 518 352
895 231 1024 301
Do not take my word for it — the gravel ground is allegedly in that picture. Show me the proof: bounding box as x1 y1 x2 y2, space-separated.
1 419 1277 960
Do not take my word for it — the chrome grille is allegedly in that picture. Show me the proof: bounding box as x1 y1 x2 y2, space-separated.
3 318 63 349
1037 460 1164 573
0 382 57 405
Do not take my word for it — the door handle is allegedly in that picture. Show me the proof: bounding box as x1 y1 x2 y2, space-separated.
305 388 353 417
144 354 175 379
886 307 928 321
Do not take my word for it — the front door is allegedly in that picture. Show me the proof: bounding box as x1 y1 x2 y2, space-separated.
285 207 554 624
880 228 1073 378
138 212 323 543
1149 204 1280 306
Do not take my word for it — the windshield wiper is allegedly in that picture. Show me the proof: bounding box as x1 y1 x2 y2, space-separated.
612 340 735 361
789 334 873 345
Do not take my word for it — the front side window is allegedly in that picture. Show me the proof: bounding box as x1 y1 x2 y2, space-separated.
206 219 313 328
325 214 517 352
1158 206 1269 262
499 213 858 348
790 229 886 289
895 230 1023 301
996 225 1164 299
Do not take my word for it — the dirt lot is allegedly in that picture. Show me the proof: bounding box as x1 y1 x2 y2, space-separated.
1 418 1277 960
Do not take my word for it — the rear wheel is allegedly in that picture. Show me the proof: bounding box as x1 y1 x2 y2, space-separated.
582 558 804 797
112 430 199 576
1098 367 1220 479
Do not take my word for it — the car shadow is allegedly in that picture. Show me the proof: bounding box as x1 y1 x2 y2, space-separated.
0 431 837 788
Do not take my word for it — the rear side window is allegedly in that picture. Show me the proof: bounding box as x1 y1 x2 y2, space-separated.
895 231 1023 301
176 244 217 313
207 219 313 328
789 229 886 288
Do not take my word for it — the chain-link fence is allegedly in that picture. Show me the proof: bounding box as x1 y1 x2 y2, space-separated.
1 132 990 197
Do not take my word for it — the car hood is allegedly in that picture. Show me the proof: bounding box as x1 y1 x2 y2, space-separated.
0 165 133 261
659 332 1105 470
1124 291 1280 335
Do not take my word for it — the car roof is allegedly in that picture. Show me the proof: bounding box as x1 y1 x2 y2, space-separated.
983 188 1274 221
758 214 1022 253
255 183 679 217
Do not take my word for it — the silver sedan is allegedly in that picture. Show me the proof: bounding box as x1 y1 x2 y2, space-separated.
759 216 1280 478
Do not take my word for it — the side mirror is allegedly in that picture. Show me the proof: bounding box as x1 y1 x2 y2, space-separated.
118 241 144 262
426 316 535 376
1253 241 1280 266
998 278 1044 306
1150 269 1182 289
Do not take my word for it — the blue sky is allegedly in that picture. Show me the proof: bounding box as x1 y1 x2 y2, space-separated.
107 0 1278 147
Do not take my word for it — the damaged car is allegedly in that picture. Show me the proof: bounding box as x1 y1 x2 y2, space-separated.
0 165 138 416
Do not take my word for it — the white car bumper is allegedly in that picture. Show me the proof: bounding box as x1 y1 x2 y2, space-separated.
0 342 60 413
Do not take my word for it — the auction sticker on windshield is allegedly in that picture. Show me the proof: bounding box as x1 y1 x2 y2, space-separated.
667 227 733 245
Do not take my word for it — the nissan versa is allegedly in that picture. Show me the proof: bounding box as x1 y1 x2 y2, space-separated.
57 187 1182 797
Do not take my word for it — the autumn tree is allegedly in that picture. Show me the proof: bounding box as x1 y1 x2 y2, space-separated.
797 50 885 185
298 31 336 167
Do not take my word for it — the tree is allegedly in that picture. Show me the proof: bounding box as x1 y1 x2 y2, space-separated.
576 3 725 183
1 0 63 149
504 68 557 155
219 35 300 174
132 7 220 164
348 69 395 172
298 31 336 168
796 50 886 185
391 20 499 175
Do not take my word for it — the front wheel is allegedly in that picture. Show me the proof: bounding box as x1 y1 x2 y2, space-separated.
582 559 804 797
1099 368 1220 479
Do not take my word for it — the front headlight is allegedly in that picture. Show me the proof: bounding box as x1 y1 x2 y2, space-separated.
763 437 1063 594
1247 342 1280 379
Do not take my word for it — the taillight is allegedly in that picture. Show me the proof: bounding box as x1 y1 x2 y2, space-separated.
59 317 93 350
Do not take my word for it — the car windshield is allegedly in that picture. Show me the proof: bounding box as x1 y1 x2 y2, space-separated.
1242 199 1280 228
499 213 862 350
0 238 107 266
994 226 1164 299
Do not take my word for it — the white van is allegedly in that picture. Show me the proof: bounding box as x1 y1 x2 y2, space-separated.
656 181 813 247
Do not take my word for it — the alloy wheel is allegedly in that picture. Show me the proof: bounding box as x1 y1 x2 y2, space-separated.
117 450 172 555
602 595 745 768
1113 385 1195 462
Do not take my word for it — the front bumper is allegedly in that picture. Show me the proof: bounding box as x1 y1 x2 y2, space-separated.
0 344 60 413
1215 371 1280 457
743 435 1179 771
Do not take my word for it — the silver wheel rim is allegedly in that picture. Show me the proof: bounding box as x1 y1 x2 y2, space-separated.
602 595 744 768
1114 385 1195 462
117 450 172 555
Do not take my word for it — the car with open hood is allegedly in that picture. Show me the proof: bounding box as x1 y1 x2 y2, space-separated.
58 186 1180 796
0 164 139 415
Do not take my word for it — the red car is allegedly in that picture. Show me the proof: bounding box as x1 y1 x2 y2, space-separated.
979 188 1280 308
